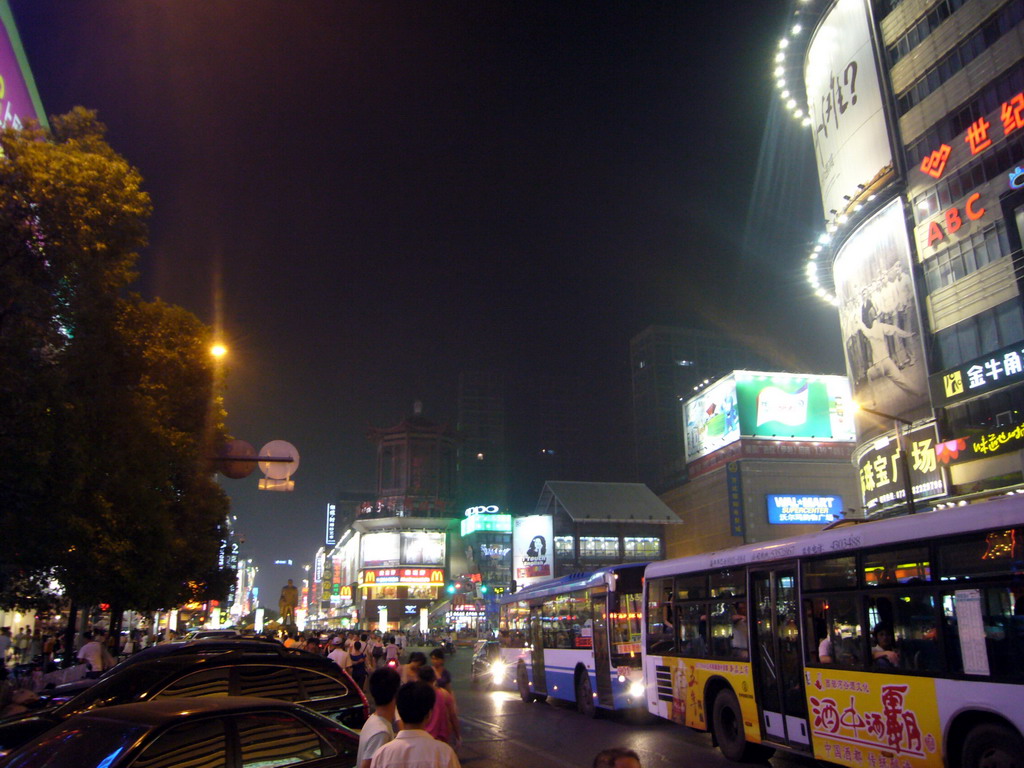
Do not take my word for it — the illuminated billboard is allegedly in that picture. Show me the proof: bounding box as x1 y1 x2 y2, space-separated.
804 0 892 221
360 532 400 567
832 198 929 435
684 372 856 462
766 494 843 525
513 515 553 587
0 3 46 130
400 531 445 566
854 423 946 511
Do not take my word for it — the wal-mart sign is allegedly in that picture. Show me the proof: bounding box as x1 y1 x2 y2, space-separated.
766 494 843 525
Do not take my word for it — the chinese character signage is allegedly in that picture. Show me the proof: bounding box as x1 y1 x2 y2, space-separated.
766 494 844 525
804 0 893 221
833 199 930 438
727 462 745 537
935 423 1024 466
359 568 445 587
513 515 553 587
930 340 1024 408
683 371 856 463
854 424 945 511
325 503 336 546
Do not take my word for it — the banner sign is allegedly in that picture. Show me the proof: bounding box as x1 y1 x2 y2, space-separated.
359 568 445 588
855 424 946 511
929 340 1024 408
513 515 553 587
325 504 336 546
935 424 1024 465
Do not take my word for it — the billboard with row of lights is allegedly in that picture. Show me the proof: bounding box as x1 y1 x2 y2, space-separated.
683 371 856 463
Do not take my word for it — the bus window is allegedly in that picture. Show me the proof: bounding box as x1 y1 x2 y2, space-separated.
675 573 707 600
888 593 941 672
864 547 931 586
709 600 734 658
677 602 707 657
569 591 593 649
817 594 863 667
646 577 675 655
942 587 1024 680
710 568 744 598
937 528 1024 581
803 555 857 591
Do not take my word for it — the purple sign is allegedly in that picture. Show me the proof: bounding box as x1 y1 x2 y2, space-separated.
0 3 44 129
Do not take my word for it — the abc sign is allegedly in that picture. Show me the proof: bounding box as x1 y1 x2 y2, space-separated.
465 505 500 517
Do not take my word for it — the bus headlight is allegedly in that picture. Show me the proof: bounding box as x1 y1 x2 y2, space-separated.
628 681 645 698
490 659 506 683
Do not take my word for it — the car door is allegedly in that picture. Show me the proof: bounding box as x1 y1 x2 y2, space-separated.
230 710 357 768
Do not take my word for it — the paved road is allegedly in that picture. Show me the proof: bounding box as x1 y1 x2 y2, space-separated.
415 645 819 768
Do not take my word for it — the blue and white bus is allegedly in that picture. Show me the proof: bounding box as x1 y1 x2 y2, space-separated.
497 563 646 716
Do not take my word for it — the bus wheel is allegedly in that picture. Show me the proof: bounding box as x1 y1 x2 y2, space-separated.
963 723 1024 768
576 672 597 718
517 664 533 703
712 688 775 763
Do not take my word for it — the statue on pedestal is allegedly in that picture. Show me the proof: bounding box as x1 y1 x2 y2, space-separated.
279 579 299 626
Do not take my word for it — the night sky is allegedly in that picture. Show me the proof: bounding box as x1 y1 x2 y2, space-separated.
12 1 845 593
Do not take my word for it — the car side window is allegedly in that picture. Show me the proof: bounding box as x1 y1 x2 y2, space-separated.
131 718 227 768
294 668 349 701
154 668 231 699
234 711 330 768
235 666 302 702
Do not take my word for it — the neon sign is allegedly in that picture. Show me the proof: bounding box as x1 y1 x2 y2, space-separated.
919 90 1024 179
925 193 985 247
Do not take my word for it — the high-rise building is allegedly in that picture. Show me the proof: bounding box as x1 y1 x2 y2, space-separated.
783 0 1024 513
630 325 776 492
456 371 508 513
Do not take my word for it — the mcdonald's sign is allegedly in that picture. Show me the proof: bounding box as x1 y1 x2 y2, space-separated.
359 568 448 588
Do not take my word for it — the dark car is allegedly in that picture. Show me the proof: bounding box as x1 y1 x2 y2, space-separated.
0 696 359 767
470 639 506 688
38 638 295 704
0 648 368 755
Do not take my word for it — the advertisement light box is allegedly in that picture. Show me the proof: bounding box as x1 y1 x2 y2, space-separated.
461 513 512 536
766 494 843 525
684 371 855 462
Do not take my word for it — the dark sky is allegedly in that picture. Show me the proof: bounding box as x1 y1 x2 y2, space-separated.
12 1 844 593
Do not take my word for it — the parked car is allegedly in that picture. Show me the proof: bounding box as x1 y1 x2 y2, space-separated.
470 639 506 689
38 638 296 704
0 696 360 767
180 628 243 641
0 647 368 755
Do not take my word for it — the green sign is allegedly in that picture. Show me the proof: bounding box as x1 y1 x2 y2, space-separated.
461 513 512 536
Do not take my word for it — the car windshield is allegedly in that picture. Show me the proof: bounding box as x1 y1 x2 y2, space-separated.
3 720 146 768
54 666 173 717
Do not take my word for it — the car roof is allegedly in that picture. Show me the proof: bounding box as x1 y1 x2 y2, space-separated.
74 696 313 727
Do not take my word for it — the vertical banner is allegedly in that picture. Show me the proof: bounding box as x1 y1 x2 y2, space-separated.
378 606 388 634
513 515 554 587
727 462 745 537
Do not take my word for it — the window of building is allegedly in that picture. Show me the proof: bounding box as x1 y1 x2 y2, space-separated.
933 300 1024 370
886 0 963 66
554 536 574 557
923 222 1010 293
579 536 619 558
623 537 659 560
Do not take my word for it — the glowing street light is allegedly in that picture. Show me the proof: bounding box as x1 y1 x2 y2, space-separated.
210 343 228 359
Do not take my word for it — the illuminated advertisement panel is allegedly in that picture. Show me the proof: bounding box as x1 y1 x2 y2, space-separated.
804 0 892 221
854 423 945 511
359 567 445 588
766 494 844 524
734 372 856 441
361 532 400 567
683 375 739 462
684 372 856 462
0 3 46 130
832 198 929 434
513 515 553 587
400 531 445 566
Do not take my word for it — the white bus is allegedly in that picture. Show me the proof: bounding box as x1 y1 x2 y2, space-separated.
497 563 646 716
643 493 1024 768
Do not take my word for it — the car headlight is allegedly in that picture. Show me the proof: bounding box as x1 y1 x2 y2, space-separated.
628 681 645 698
490 659 506 682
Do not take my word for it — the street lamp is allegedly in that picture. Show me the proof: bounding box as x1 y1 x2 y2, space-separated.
853 403 916 515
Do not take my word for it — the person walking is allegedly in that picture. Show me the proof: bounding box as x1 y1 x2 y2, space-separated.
328 636 353 676
428 649 451 690
358 667 401 768
77 630 115 678
400 652 427 684
369 681 460 768
349 640 368 689
418 666 460 747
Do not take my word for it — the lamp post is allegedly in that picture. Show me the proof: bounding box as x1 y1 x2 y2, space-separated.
854 404 916 515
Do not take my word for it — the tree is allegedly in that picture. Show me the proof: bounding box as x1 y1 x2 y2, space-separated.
0 109 233 614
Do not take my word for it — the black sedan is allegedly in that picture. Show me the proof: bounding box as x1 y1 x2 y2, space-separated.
0 649 367 755
0 696 359 767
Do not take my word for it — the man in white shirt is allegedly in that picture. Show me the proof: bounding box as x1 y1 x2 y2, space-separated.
328 636 352 673
370 681 460 768
77 630 115 678
358 666 401 768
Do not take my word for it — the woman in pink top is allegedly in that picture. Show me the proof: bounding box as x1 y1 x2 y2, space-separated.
417 665 460 746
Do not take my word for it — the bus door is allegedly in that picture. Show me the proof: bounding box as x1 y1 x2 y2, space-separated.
529 605 547 693
751 566 811 751
591 591 614 706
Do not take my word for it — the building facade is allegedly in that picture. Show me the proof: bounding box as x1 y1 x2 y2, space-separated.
784 0 1024 513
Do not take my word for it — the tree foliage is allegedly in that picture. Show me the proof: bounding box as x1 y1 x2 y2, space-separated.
0 109 233 611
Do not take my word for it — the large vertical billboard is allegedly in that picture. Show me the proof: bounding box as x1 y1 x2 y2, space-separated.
0 2 46 130
804 0 892 220
684 372 856 462
513 515 553 587
832 198 929 432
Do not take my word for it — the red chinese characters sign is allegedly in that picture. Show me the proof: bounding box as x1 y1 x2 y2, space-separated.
807 670 940 768
919 91 1024 179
